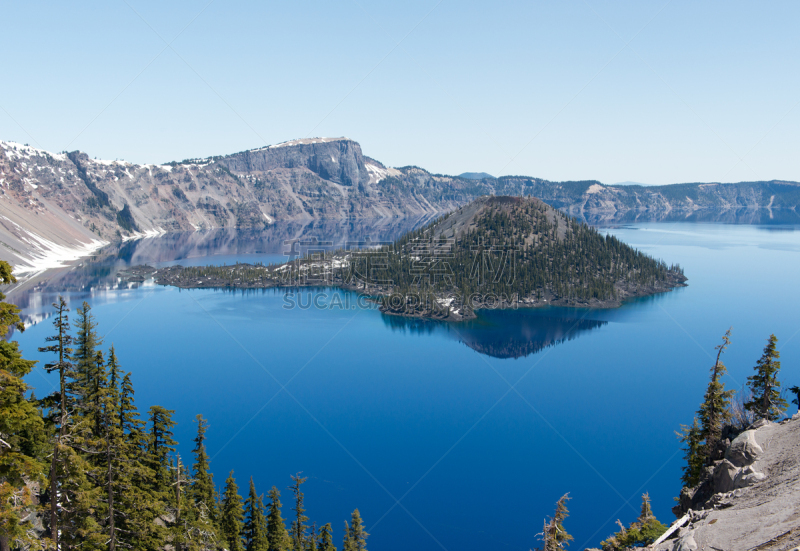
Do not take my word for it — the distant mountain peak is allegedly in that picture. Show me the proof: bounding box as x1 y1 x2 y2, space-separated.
458 172 495 180
613 180 649 186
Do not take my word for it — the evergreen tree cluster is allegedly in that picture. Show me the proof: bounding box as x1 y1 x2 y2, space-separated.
0 261 363 551
599 493 667 550
678 329 789 488
380 197 683 304
532 491 667 550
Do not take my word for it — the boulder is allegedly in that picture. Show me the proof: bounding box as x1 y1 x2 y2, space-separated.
713 460 739 493
674 476 715 515
734 465 766 489
725 430 762 467
672 530 698 551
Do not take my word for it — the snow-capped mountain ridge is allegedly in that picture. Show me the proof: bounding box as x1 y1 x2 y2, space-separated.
2 137 799 277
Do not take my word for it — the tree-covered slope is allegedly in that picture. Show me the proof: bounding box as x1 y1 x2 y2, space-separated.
378 196 686 316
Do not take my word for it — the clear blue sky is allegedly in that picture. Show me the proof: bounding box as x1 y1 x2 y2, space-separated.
2 1 799 185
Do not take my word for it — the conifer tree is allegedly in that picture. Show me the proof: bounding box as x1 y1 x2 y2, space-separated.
745 334 788 421
119 372 142 435
342 522 351 551
318 523 336 551
600 493 666 550
86 349 109 435
789 386 800 414
171 454 195 551
147 405 178 493
306 523 317 551
116 367 162 550
344 510 367 551
221 471 245 551
37 297 103 549
73 301 103 405
267 486 291 551
99 355 125 551
540 493 572 551
0 261 45 551
168 415 218 550
639 492 653 520
244 477 268 551
192 415 217 522
38 295 74 547
107 346 122 395
697 329 734 463
99 360 160 550
677 417 704 487
60 456 105 549
290 472 309 551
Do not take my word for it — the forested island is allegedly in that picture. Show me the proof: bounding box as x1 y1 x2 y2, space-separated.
125 196 687 321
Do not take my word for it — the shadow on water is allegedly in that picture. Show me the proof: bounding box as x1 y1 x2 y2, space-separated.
382 307 608 359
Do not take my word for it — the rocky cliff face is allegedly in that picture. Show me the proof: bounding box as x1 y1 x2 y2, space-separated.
218 137 369 188
648 415 800 551
1 137 799 273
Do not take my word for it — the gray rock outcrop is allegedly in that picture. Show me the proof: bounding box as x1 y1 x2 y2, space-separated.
218 138 369 188
655 416 800 551
712 460 738 493
733 465 766 489
725 429 763 467
671 530 698 551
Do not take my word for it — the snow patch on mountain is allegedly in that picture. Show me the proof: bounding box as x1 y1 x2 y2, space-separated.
0 217 108 275
1 141 67 162
366 162 401 184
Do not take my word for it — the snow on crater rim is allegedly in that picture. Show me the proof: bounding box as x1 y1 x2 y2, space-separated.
90 158 131 166
1 141 67 162
251 137 350 152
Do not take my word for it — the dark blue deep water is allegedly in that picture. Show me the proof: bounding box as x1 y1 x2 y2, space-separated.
13 221 800 550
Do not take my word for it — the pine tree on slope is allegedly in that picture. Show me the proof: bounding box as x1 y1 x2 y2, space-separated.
289 473 309 551
0 262 44 551
318 523 336 551
221 471 245 551
745 334 788 421
267 486 291 551
244 477 268 551
697 329 735 463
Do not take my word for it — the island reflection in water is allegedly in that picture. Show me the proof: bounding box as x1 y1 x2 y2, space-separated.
382 307 608 359
11 213 713 358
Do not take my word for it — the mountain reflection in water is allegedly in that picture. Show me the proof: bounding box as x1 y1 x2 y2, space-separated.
382 308 608 359
6 216 436 326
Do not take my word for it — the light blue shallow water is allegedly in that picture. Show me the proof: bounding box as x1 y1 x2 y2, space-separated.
14 221 800 550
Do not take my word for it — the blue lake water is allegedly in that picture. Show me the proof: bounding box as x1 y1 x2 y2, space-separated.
12 220 800 550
